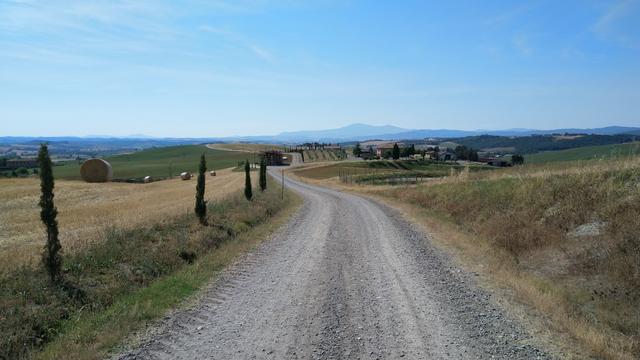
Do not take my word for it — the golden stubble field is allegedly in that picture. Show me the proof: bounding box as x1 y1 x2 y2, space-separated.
0 169 244 272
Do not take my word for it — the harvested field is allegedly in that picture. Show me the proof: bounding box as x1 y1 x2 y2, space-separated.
0 169 243 272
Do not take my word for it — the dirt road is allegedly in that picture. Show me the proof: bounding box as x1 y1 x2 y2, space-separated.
118 171 550 359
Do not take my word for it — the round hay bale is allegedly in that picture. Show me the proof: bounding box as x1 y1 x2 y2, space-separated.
180 172 192 180
143 176 152 183
80 159 113 183
210 171 216 176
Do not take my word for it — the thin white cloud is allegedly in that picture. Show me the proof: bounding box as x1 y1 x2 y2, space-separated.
592 0 640 49
512 34 533 56
199 25 275 62
249 45 274 62
483 2 538 26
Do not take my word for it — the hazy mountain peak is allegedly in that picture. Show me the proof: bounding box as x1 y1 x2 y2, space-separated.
276 123 408 140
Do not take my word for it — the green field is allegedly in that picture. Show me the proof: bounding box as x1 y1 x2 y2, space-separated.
525 142 640 164
54 145 253 180
302 149 347 162
295 160 492 184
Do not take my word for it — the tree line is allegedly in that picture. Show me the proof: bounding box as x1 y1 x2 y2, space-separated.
453 134 639 154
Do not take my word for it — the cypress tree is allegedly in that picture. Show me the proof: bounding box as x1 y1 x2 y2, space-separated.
195 153 207 225
353 143 362 157
38 144 62 282
259 157 267 192
392 143 400 160
244 160 252 200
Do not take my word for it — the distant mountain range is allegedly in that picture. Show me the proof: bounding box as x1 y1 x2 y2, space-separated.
2 124 639 144
275 124 406 140
218 124 640 143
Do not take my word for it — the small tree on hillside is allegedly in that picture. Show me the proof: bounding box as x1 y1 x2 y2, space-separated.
194 153 207 225
38 144 62 282
259 156 267 192
244 160 252 201
512 154 524 165
454 145 479 161
353 143 362 157
392 143 400 160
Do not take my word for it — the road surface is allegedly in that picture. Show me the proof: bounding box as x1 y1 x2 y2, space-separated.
118 170 549 359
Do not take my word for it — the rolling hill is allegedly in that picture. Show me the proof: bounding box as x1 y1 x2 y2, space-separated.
454 134 640 154
53 145 252 180
525 142 640 163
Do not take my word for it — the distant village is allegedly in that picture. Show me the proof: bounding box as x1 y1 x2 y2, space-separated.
261 139 520 167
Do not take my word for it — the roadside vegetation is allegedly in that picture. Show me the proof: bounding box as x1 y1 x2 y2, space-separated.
52 145 249 181
368 158 640 359
1 175 296 359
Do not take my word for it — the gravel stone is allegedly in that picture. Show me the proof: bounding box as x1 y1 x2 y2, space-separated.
115 172 552 359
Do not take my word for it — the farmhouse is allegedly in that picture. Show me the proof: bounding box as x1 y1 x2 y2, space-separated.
373 142 405 157
262 150 286 166
431 151 455 161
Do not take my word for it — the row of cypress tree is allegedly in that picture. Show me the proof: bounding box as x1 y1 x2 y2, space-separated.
37 144 271 284
195 154 267 225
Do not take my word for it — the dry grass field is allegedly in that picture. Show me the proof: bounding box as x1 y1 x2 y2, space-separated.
1 174 297 358
0 169 243 273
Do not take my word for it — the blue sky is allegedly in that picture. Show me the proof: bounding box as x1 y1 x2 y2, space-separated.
1 0 639 137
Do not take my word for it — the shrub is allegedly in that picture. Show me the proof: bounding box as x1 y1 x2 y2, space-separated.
511 154 524 165
16 167 29 176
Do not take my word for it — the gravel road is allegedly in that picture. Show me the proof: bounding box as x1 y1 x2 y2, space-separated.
117 171 550 359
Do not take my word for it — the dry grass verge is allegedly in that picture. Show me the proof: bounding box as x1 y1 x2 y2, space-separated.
373 161 640 359
1 179 299 359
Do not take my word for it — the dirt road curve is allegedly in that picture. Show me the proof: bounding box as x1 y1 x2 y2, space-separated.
117 171 550 359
